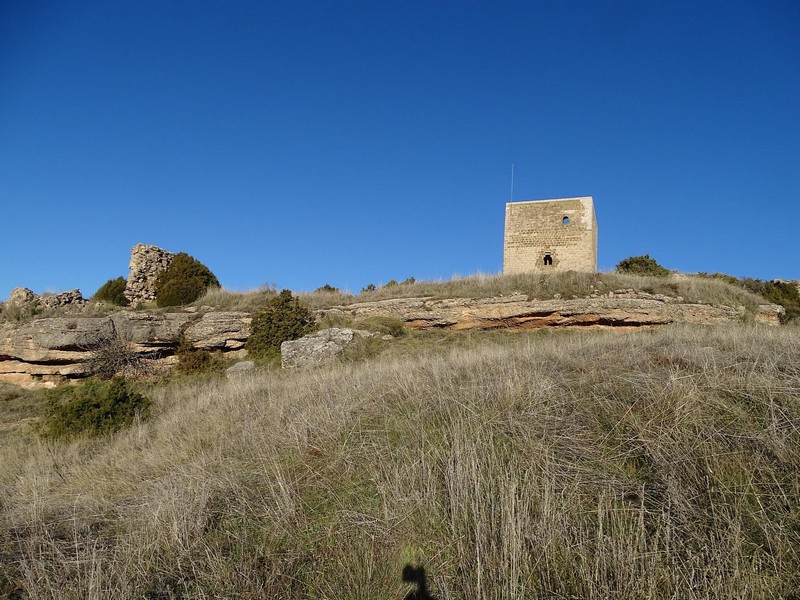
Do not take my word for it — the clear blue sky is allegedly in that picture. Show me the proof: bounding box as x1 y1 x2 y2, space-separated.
2 1 798 299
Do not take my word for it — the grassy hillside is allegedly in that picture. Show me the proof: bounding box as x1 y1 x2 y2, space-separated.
1 324 799 598
0 271 779 324
194 271 772 315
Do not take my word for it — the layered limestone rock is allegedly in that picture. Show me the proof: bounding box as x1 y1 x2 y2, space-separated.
0 288 786 386
320 293 785 331
0 311 251 387
124 244 175 307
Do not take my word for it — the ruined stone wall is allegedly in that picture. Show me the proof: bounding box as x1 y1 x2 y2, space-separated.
503 197 597 274
124 244 175 307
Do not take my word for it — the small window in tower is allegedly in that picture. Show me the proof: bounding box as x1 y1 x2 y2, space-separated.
543 254 553 266
562 216 570 225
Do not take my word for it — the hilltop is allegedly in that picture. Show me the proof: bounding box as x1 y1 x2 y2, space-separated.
0 268 799 597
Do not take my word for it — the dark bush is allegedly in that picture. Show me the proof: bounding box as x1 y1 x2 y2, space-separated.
173 334 225 375
93 277 129 306
361 283 376 293
176 349 214 374
616 254 670 277
314 284 340 293
246 290 315 361
39 377 151 440
156 253 220 308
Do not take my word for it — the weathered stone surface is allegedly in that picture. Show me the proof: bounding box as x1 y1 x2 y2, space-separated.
320 294 785 331
756 304 785 326
0 359 91 377
184 312 252 350
281 328 375 369
0 318 115 362
0 310 257 386
226 360 255 377
110 312 195 349
124 244 175 307
7 288 37 306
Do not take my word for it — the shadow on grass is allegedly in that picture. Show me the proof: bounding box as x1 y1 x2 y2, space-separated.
403 564 436 600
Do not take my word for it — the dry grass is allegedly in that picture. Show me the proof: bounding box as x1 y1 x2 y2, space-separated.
1 324 799 598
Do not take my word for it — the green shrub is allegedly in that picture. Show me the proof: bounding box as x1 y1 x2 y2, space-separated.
699 274 800 323
93 277 129 306
156 253 220 308
616 254 670 277
39 377 151 440
361 283 376 293
176 349 217 374
246 290 315 361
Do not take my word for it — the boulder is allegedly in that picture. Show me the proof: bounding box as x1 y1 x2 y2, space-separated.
226 360 255 378
7 288 36 306
281 328 375 369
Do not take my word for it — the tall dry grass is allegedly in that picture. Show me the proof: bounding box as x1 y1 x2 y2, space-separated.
1 324 799 598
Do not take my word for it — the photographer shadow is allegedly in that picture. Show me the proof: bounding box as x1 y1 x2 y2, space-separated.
402 564 436 600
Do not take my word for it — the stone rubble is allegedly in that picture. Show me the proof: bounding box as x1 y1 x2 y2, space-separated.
5 288 86 311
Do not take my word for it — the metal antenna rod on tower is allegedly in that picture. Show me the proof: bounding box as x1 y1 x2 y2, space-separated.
510 164 515 202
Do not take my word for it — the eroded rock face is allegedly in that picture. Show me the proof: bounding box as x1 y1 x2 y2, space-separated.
0 318 115 363
184 312 252 350
281 328 375 369
320 294 786 331
124 244 175 307
0 311 252 387
110 312 195 350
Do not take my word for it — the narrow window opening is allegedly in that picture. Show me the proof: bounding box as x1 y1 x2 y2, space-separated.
562 216 570 225
543 254 553 266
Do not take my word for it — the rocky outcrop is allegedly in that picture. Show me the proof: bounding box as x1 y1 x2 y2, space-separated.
321 292 785 331
281 328 375 369
5 288 86 311
0 311 251 387
124 244 175 307
183 312 252 350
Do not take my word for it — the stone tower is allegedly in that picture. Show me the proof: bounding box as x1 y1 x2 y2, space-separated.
124 244 176 306
503 196 597 274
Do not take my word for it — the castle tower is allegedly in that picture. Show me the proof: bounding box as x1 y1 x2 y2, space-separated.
503 196 597 274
